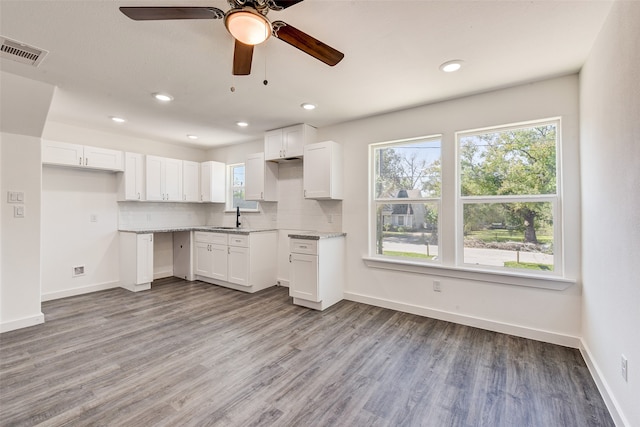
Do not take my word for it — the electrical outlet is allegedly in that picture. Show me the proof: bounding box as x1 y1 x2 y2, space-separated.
328 214 333 223
433 280 442 292
90 214 98 222
72 265 85 277
621 354 628 382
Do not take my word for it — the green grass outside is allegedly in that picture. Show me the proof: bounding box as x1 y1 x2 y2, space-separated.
504 261 553 271
467 229 553 244
383 250 435 259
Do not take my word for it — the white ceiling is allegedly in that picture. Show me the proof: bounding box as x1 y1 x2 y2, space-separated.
0 0 613 148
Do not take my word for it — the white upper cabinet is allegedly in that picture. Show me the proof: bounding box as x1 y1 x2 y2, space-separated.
118 152 145 201
245 152 278 202
200 160 226 203
146 155 183 201
303 141 343 200
182 160 200 202
264 124 317 161
42 140 123 171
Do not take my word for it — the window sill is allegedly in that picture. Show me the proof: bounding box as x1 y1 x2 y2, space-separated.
362 256 575 290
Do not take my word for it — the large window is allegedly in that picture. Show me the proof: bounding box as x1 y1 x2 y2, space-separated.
371 136 441 261
227 163 258 211
369 118 563 278
457 119 559 272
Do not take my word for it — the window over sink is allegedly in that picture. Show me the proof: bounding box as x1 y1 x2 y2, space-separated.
227 163 259 212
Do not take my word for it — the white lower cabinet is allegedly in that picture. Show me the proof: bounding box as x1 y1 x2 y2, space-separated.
289 236 345 310
119 232 154 292
193 231 276 293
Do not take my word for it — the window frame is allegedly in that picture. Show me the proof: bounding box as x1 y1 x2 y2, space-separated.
226 162 260 213
455 118 563 277
365 118 572 288
369 135 443 264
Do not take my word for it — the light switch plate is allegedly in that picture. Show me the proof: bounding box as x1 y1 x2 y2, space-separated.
14 205 25 218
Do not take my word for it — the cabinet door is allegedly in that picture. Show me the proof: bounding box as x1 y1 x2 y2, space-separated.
146 155 164 201
210 243 229 282
228 246 249 286
194 241 214 277
264 128 283 160
42 140 84 167
164 157 183 201
303 143 332 199
83 146 123 171
123 152 144 200
182 160 200 202
245 153 266 201
290 253 319 302
283 125 304 158
136 234 154 284
201 161 226 203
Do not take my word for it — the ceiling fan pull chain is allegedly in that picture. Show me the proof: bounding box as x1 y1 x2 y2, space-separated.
263 48 269 86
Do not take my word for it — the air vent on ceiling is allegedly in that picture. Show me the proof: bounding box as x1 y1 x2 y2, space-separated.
0 36 48 67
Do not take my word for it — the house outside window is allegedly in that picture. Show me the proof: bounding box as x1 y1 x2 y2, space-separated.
457 119 560 272
227 163 259 211
371 136 442 261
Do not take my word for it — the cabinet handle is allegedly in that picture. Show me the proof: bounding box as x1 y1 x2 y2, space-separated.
137 192 141 200
79 157 83 166
85 157 88 166
289 254 292 263
150 235 153 242
261 191 263 199
304 190 307 197
228 247 231 254
300 245 307 249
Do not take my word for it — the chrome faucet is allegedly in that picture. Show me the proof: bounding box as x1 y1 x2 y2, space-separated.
236 206 241 228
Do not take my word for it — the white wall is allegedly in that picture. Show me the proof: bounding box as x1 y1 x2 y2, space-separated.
0 71 54 332
580 2 640 426
0 133 45 331
319 75 583 346
41 167 120 300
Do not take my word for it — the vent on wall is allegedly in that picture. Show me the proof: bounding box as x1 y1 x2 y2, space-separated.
0 36 48 67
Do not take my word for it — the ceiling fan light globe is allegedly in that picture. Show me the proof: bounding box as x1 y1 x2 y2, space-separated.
225 9 271 46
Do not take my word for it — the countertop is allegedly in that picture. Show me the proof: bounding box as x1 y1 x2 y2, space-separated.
119 226 277 235
288 232 347 240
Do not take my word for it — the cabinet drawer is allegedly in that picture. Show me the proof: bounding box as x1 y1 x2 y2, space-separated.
228 234 249 248
290 239 318 255
194 232 228 245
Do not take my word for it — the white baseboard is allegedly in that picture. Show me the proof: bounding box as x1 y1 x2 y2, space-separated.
277 279 290 288
154 270 173 280
580 340 629 427
41 281 120 302
0 312 45 333
344 291 581 348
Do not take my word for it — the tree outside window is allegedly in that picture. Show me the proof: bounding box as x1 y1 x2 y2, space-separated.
458 120 559 271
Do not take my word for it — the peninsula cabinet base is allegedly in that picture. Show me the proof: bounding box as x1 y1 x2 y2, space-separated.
292 297 341 311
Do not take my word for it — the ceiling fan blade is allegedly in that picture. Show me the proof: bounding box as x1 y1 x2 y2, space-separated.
119 7 224 21
272 21 344 67
233 40 254 76
267 0 305 11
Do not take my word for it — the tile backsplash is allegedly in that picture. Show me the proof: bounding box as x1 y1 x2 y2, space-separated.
119 161 342 232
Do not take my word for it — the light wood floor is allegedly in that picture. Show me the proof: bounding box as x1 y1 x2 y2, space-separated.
1 278 613 426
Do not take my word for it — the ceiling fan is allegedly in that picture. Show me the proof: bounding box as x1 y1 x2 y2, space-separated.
119 0 344 76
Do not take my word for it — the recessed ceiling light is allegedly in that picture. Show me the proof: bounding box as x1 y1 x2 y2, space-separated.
301 103 316 110
236 121 249 127
110 116 126 123
187 134 198 140
152 92 174 102
440 60 464 73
